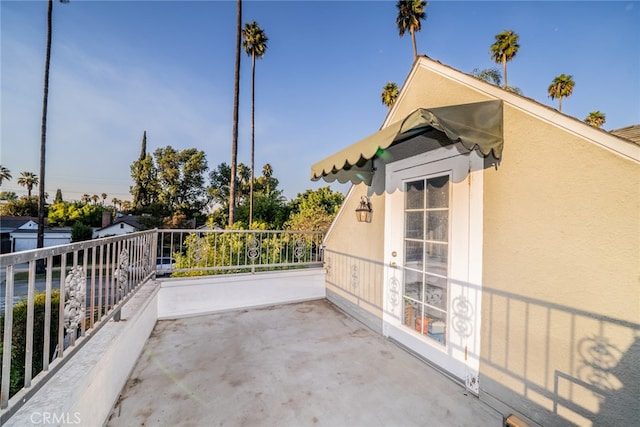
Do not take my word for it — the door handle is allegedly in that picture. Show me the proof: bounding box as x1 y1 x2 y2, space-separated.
390 261 398 268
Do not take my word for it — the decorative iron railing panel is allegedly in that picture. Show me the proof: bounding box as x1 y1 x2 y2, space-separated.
0 230 156 418
157 229 324 276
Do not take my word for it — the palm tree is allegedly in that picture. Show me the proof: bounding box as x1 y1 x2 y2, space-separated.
17 172 39 197
471 67 523 95
242 21 268 228
91 194 99 205
38 0 69 254
229 0 242 226
489 30 519 89
381 82 399 109
584 111 606 128
81 194 91 204
548 74 575 112
101 192 107 205
262 163 274 195
396 0 427 60
471 68 502 86
0 165 11 186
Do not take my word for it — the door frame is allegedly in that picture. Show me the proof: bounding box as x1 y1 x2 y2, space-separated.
382 144 484 392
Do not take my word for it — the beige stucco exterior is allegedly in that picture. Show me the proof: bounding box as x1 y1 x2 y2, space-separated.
320 57 639 425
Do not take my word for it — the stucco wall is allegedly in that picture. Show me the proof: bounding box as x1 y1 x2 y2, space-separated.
320 57 640 425
480 104 640 426
323 184 386 323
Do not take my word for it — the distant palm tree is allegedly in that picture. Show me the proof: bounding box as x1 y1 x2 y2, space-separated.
548 74 575 112
471 67 523 95
81 194 91 204
471 68 502 86
229 0 242 226
585 111 606 128
381 82 399 109
489 30 519 89
262 163 274 195
0 165 11 186
242 21 268 227
396 0 427 60
91 194 99 205
38 0 69 253
101 192 107 205
17 172 39 197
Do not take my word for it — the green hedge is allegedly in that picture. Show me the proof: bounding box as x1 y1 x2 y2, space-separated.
0 291 61 398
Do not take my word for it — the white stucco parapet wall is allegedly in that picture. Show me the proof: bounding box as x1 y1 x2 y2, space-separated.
157 268 326 319
3 269 325 426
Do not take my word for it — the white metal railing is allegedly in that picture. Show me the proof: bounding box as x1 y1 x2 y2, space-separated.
157 229 324 276
0 228 323 421
0 230 156 421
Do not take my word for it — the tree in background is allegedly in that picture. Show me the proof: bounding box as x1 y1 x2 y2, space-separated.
548 74 575 112
71 221 93 242
38 0 69 256
285 187 345 232
130 131 158 210
54 188 63 203
396 0 427 60
584 111 606 128
0 165 11 186
81 194 91 204
48 201 104 227
0 191 18 201
242 21 269 227
17 172 39 197
229 0 243 226
381 82 399 109
101 192 107 205
489 30 519 89
152 146 209 218
91 194 99 205
471 67 522 94
208 162 282 228
0 196 39 217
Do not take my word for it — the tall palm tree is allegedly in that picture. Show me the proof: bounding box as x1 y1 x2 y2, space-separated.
396 0 427 61
38 0 69 253
0 165 11 186
584 111 606 128
101 192 107 205
81 194 91 204
91 194 99 205
381 82 399 109
548 74 575 112
229 0 242 227
242 21 268 228
17 172 39 197
489 30 519 89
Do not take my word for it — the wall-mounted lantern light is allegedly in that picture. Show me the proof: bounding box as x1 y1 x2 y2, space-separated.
355 196 372 223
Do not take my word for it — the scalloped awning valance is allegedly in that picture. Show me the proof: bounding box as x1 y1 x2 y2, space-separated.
310 100 503 185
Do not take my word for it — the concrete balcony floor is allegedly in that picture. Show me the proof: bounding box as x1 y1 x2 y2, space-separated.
106 299 501 426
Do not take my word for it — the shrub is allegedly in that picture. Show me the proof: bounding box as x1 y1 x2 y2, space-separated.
0 290 61 397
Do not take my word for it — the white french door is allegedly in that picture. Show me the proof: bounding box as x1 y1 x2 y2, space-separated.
383 145 483 392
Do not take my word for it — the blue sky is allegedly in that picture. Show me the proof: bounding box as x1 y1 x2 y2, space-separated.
1 1 638 203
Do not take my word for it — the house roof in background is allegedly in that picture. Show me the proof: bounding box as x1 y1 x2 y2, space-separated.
611 125 640 145
97 215 142 232
0 216 39 233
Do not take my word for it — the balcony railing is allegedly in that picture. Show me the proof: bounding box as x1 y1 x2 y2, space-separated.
0 229 323 421
157 229 324 275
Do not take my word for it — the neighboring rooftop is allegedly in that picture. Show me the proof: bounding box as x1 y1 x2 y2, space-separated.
106 300 502 426
611 124 640 145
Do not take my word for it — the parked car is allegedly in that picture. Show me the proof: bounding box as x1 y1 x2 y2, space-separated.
156 257 176 277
